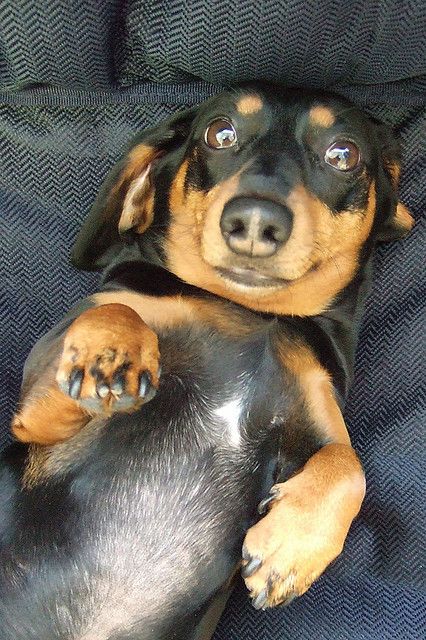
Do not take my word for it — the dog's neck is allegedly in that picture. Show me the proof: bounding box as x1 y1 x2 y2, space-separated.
312 256 374 399
103 250 374 404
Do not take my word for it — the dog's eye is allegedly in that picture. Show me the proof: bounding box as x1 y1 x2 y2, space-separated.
324 141 360 171
204 119 237 149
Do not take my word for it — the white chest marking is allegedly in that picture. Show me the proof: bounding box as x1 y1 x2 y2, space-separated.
214 397 244 447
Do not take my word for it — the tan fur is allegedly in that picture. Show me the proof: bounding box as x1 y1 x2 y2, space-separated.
279 341 350 445
165 167 377 316
387 161 401 185
395 201 415 231
23 419 107 488
243 443 365 606
243 341 365 606
104 144 159 236
236 94 263 115
93 291 265 338
127 144 156 172
309 105 336 128
118 165 154 234
94 292 198 331
12 384 90 446
108 145 153 209
13 304 160 446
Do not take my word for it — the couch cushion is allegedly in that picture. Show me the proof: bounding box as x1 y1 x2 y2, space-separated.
0 1 424 638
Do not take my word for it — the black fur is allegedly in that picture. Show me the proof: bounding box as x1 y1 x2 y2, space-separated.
0 310 324 639
0 85 407 639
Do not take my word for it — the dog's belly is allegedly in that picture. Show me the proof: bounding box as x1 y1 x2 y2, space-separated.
1 329 284 639
70 398 276 640
1 414 275 640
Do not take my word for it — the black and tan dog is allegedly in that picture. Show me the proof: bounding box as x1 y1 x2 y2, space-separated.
0 84 413 640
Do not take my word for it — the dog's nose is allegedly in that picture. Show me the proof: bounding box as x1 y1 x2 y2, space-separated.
220 197 293 258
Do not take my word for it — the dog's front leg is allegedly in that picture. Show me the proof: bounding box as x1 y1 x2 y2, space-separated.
242 343 365 609
12 303 160 445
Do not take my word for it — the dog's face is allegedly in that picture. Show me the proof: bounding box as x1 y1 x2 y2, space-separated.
72 85 413 315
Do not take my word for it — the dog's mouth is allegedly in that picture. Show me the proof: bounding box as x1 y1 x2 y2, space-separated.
216 267 289 288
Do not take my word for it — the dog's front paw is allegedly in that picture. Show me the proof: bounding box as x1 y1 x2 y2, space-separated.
56 303 160 414
242 476 350 609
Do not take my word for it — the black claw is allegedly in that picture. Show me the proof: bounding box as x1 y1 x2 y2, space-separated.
96 381 110 399
111 371 125 396
252 588 268 610
68 368 84 399
257 487 280 514
242 557 262 578
138 371 152 397
279 592 297 608
258 495 276 515
242 545 251 562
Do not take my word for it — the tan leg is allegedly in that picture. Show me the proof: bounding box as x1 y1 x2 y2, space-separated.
242 341 365 608
12 304 160 445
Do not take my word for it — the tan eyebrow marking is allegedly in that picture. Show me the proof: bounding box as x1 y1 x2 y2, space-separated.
236 94 263 115
309 106 336 128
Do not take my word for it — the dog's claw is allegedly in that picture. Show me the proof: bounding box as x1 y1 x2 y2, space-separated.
242 544 251 562
68 368 84 399
258 495 276 514
279 592 297 608
241 556 262 578
110 372 125 396
252 588 268 610
257 487 279 514
138 371 152 397
96 381 110 398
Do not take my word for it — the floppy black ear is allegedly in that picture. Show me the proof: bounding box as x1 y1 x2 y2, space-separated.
374 123 415 242
376 201 415 242
70 107 198 270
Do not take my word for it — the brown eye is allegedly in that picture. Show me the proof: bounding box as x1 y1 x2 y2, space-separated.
204 119 237 149
324 141 360 171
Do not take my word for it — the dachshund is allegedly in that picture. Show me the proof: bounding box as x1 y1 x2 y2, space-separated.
0 83 414 640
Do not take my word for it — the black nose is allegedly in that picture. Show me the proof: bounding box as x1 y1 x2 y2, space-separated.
220 197 293 258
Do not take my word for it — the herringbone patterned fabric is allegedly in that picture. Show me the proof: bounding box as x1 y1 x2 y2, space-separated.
0 1 424 638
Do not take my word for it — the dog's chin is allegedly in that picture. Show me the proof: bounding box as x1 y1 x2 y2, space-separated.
215 267 290 291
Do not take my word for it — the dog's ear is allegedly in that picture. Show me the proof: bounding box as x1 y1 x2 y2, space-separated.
377 201 414 242
71 107 198 270
374 123 415 242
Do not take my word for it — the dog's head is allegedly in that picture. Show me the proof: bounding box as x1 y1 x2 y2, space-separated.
72 84 414 316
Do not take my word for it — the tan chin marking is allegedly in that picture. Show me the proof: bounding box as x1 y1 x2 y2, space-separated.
236 94 263 116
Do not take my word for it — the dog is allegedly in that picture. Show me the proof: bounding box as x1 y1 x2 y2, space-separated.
0 83 413 640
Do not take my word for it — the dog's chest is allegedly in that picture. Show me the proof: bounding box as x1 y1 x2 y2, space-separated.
213 395 246 447
23 326 290 639
156 323 288 442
